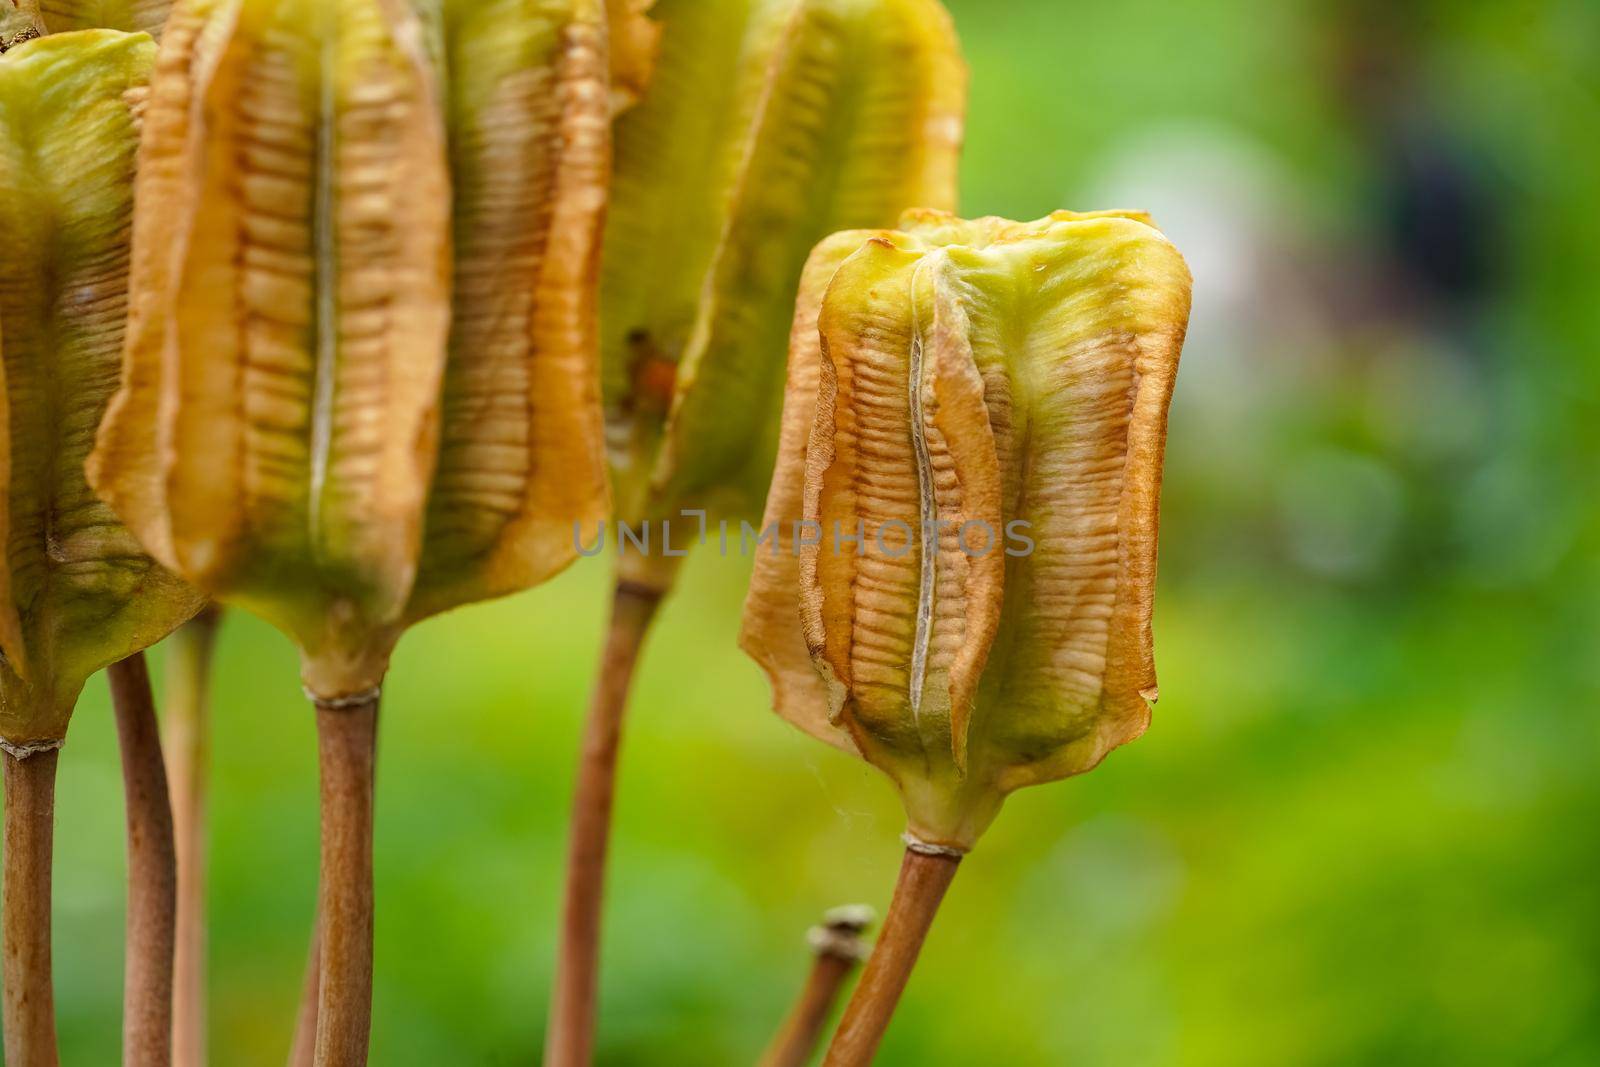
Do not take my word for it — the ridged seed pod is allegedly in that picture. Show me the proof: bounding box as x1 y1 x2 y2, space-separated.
0 29 201 752
601 0 965 580
742 211 1193 850
87 0 610 700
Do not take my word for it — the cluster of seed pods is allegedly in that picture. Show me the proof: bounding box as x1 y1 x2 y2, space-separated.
0 1 1193 1064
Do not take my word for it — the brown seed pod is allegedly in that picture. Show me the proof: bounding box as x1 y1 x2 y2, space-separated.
87 0 610 699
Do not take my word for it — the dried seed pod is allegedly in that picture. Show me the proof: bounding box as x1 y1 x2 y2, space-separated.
409 0 610 621
88 0 610 699
34 0 169 35
741 211 1193 849
601 0 965 574
0 29 202 751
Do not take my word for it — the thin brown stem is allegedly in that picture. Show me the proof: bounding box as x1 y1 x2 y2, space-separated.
109 653 178 1067
2 747 59 1067
543 581 663 1067
286 923 320 1067
163 607 220 1067
759 907 874 1067
822 849 961 1066
311 694 379 1067
292 693 379 1067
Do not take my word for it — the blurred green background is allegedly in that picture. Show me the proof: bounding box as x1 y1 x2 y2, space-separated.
35 0 1600 1063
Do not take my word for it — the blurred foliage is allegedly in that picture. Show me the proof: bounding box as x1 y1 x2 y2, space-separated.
18 0 1600 1063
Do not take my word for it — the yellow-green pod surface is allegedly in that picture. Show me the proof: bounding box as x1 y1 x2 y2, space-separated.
0 30 202 750
89 0 610 698
601 0 965 572
742 211 1193 850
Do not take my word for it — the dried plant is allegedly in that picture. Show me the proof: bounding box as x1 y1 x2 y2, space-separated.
87 0 611 1060
0 28 204 1066
741 210 1193 1061
545 2 966 1062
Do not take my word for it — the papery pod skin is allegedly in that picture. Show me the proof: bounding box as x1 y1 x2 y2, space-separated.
36 0 169 36
0 30 203 747
407 0 610 621
90 0 610 698
88 0 453 698
741 211 1192 849
601 0 965 557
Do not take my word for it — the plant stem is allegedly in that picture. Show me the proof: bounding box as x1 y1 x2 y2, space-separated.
543 581 663 1067
2 747 59 1067
109 653 179 1067
311 693 379 1067
287 923 321 1067
292 694 378 1067
822 848 961 1066
759 907 874 1067
163 607 220 1067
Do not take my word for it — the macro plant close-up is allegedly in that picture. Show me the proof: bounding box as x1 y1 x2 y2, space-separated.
0 0 1595 1066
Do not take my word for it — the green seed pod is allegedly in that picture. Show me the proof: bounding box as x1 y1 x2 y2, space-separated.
601 0 965 587
0 30 203 752
88 0 610 699
742 211 1193 850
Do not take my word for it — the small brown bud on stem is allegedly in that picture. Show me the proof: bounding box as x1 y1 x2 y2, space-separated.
759 905 875 1067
